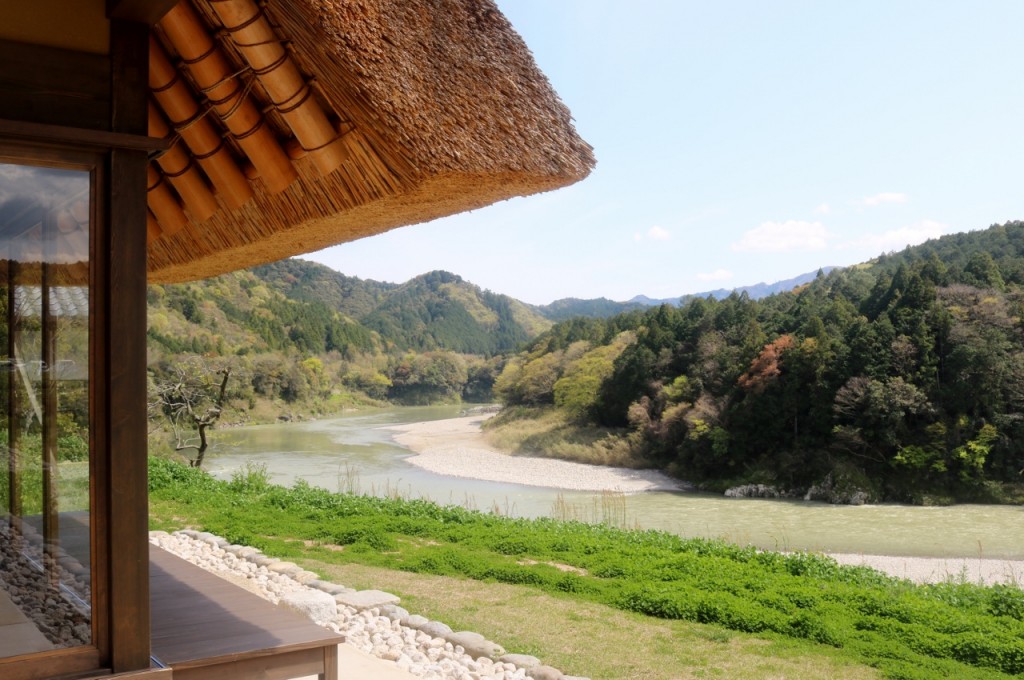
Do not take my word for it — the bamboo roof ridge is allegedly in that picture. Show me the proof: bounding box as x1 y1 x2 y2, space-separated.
146 0 595 283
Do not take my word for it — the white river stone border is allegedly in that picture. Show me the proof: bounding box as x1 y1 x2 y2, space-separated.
149 530 589 680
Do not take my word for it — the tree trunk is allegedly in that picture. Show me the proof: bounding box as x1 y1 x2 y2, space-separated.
191 424 209 469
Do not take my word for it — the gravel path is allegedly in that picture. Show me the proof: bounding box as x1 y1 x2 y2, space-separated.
388 415 682 493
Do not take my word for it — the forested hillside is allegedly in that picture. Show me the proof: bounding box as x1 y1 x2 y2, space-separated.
492 221 1024 504
537 297 647 321
359 270 548 353
146 261 547 421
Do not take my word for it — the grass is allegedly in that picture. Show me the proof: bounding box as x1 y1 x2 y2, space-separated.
148 457 1024 680
0 458 90 515
551 490 636 529
307 561 880 679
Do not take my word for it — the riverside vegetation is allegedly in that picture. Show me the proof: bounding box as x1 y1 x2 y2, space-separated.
149 457 1024 680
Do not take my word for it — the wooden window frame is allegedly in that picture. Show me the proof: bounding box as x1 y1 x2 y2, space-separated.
0 145 106 680
0 20 153 680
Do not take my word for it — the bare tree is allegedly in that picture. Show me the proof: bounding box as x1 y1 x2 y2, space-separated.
150 358 231 469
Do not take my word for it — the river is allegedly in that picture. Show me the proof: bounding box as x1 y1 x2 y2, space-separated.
204 405 1024 560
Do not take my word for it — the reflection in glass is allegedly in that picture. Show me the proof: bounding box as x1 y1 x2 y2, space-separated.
0 163 91 656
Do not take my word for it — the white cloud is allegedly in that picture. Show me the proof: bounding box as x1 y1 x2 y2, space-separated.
860 192 908 207
837 220 950 252
696 269 733 282
648 225 671 241
732 220 829 252
634 225 671 242
815 203 830 215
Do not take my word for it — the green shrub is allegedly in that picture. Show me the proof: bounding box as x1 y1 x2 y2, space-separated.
987 584 1024 620
228 461 271 493
789 611 843 646
491 538 529 555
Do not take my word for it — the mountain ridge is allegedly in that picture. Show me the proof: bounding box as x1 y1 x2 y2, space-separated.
539 267 840 320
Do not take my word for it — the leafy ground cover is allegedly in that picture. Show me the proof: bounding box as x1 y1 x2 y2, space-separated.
309 561 879 679
148 458 1024 679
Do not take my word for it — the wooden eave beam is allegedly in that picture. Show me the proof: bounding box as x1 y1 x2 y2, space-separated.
0 118 167 152
107 0 182 26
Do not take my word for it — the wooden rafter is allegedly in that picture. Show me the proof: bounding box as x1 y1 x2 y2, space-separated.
106 0 181 26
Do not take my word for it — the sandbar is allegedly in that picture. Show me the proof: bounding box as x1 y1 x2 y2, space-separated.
386 414 682 493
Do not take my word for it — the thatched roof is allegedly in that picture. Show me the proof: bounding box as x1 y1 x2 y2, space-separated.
146 0 594 283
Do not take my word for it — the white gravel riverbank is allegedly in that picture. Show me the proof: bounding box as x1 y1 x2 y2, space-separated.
388 415 682 493
827 553 1024 587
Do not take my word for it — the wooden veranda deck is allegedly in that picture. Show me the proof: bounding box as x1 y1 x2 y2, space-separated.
149 545 343 680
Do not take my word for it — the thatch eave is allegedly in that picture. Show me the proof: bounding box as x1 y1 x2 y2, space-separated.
146 0 594 282
148 169 576 284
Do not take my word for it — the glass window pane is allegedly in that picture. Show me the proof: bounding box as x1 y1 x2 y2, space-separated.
0 162 91 656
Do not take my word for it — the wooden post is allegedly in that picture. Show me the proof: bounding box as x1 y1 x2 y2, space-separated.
41 207 59 568
7 260 20 518
107 18 152 673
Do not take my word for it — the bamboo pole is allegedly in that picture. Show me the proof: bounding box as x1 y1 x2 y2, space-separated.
148 102 219 222
149 36 254 210
147 211 164 244
147 164 189 237
284 137 305 160
210 0 347 175
159 2 298 194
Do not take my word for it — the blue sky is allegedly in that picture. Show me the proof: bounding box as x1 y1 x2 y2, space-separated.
305 1 1024 305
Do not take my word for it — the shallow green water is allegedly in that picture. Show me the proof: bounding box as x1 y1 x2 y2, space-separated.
205 406 1024 559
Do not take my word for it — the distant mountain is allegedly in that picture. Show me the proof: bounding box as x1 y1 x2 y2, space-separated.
150 259 848 361
538 297 647 321
537 268 839 320
627 294 679 306
145 221 1024 418
252 258 398 319
637 268 841 306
